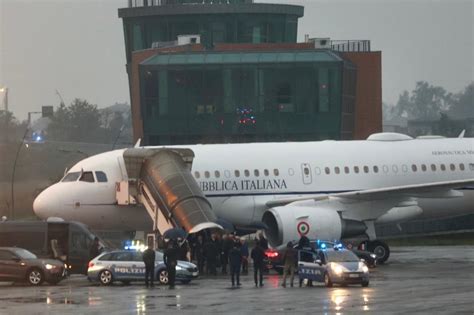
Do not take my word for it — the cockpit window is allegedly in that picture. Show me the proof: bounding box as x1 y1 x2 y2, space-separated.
62 172 81 182
79 171 95 183
95 171 108 183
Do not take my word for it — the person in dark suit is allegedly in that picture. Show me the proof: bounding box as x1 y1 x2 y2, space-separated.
164 240 179 289
89 237 102 261
142 242 156 287
229 241 242 287
194 235 205 273
251 243 265 287
204 234 218 275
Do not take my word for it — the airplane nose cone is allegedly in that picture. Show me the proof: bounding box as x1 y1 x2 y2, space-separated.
33 187 58 219
33 191 47 219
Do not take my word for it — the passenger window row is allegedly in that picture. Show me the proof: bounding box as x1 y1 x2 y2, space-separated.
194 169 280 179
321 163 469 175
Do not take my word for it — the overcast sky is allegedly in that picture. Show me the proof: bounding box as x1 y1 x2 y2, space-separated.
1 0 472 120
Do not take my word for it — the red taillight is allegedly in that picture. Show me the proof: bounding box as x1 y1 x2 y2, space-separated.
265 250 279 258
88 261 94 268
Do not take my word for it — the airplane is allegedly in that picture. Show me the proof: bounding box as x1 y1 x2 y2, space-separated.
33 132 474 263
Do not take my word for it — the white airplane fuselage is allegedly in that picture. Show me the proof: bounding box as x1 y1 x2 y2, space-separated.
33 135 474 232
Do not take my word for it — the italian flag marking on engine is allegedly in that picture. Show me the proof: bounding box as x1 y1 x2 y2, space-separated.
297 221 310 236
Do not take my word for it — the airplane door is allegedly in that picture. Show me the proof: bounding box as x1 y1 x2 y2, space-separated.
301 163 312 185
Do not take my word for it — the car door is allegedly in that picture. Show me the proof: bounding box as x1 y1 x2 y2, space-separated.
130 251 146 280
111 252 134 280
297 250 321 281
0 250 23 281
313 250 327 282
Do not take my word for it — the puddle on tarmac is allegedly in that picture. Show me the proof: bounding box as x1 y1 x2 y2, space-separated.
143 295 180 298
0 297 79 305
166 303 193 310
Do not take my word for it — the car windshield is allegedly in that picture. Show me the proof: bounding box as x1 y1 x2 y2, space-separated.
13 248 37 259
326 250 358 263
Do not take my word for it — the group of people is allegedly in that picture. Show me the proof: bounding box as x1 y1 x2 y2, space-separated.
189 232 254 277
169 231 270 288
143 239 180 289
138 231 310 289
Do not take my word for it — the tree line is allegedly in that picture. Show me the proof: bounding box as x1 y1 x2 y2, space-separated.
0 99 132 145
384 81 473 122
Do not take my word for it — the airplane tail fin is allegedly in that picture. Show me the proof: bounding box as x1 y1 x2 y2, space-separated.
134 138 142 148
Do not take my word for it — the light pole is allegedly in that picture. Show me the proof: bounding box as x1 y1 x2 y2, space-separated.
10 128 28 220
10 111 41 220
0 86 8 142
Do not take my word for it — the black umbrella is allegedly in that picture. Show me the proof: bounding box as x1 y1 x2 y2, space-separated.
163 227 187 240
215 218 235 233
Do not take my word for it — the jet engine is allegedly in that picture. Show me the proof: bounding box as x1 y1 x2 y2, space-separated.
262 206 367 248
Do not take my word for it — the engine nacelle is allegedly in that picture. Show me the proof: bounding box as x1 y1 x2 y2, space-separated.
262 206 366 248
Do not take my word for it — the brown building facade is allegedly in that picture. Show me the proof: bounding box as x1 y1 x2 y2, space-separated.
119 2 382 145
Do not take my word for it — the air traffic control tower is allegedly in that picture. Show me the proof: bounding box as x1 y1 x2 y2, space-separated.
119 0 382 145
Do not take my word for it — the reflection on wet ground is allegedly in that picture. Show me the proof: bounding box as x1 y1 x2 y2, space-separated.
0 246 473 314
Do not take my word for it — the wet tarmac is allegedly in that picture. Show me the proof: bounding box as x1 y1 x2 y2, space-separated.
0 246 473 314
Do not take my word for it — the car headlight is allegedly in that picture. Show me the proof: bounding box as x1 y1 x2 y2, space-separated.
45 264 55 270
359 262 369 273
176 265 184 271
370 254 377 259
332 263 344 275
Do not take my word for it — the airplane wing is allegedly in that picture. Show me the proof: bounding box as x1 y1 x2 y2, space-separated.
266 178 474 208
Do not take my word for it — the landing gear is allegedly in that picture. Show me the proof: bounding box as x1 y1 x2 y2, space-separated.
365 240 390 264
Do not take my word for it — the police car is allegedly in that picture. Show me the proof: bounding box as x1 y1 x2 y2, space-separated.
87 250 198 286
266 240 376 273
298 248 369 287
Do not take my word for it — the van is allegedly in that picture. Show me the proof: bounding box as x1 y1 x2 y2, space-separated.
0 220 101 274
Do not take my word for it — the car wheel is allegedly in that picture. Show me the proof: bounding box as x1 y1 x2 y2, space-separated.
324 273 333 288
368 240 390 264
362 280 369 287
27 268 44 286
158 269 169 285
99 270 113 286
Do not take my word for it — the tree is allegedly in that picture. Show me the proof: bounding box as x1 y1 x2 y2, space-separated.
48 99 106 143
0 110 17 129
394 81 453 120
449 82 474 119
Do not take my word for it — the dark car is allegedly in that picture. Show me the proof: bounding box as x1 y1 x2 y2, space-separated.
0 247 66 286
265 240 377 273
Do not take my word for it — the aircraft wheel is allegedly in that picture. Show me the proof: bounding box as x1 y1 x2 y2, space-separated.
368 240 390 264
